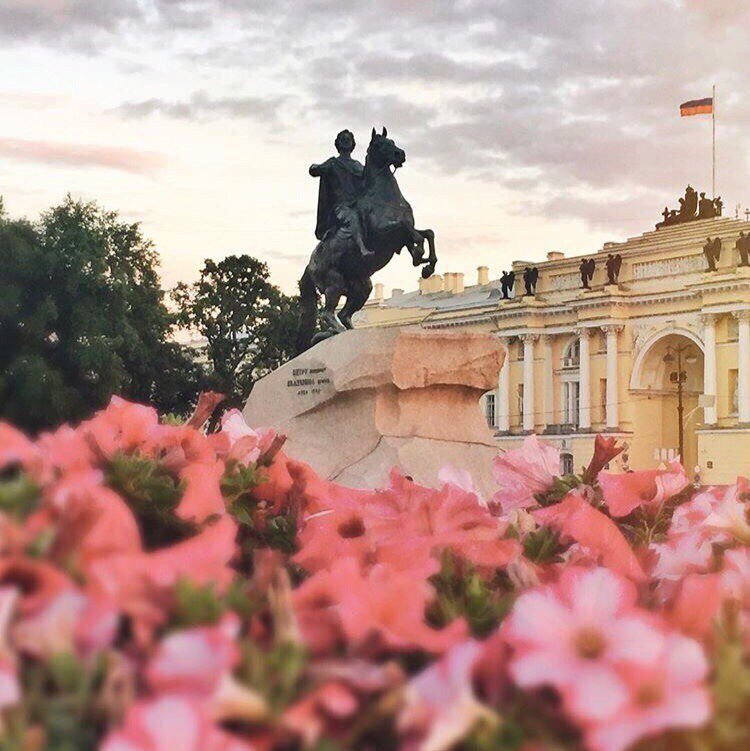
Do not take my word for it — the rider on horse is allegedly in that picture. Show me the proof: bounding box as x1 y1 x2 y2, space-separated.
309 129 373 259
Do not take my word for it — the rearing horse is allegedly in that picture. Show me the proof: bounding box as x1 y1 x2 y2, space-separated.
296 127 437 353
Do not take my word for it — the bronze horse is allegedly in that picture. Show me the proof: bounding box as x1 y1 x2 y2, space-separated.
296 128 437 353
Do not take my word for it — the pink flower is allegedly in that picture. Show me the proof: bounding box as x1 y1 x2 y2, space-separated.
438 465 485 504
492 435 560 513
218 409 277 466
668 573 725 640
650 532 713 583
583 435 625 484
293 557 467 655
283 681 359 746
505 567 665 722
399 640 492 751
534 491 646 581
702 483 750 544
147 614 267 722
585 634 710 751
599 460 689 518
13 589 117 660
176 460 227 524
101 695 254 751
83 397 160 460
0 588 20 712
186 391 226 429
668 487 726 540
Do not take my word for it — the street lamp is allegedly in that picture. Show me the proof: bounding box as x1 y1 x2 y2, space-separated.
663 345 698 462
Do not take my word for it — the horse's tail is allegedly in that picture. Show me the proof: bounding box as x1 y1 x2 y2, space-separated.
295 265 318 355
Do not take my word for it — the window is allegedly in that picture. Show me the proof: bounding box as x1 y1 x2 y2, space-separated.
562 338 580 368
563 381 580 426
517 384 524 423
599 378 607 423
485 393 496 428
560 452 574 475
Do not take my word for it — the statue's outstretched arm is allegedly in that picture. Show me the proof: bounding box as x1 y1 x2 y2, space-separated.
309 160 331 177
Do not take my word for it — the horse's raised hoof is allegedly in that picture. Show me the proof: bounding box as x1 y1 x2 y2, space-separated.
421 263 436 279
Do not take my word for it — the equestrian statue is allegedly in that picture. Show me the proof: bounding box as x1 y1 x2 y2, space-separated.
295 127 437 353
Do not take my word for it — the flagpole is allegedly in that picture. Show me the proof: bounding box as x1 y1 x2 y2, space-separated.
712 83 716 199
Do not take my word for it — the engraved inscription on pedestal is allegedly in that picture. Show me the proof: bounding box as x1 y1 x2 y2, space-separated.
286 363 334 399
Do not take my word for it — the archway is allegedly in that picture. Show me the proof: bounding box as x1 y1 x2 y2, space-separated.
630 331 704 471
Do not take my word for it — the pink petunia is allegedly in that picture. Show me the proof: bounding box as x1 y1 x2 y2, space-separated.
218 409 277 466
83 396 160 460
492 435 560 513
701 483 750 544
13 588 117 660
534 491 646 581
650 531 714 583
283 681 359 746
101 695 255 751
599 460 689 518
399 640 493 751
147 613 267 723
585 634 710 751
505 567 665 722
0 588 20 712
293 557 467 656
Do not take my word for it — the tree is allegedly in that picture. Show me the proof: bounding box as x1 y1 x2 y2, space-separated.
173 255 297 407
0 195 201 431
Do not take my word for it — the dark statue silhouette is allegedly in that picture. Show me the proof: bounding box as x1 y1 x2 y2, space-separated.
737 232 750 267
605 253 623 285
523 266 538 296
656 185 721 229
703 236 722 272
579 258 595 289
296 128 437 353
500 270 515 299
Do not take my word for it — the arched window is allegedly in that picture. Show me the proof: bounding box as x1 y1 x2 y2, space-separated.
560 452 574 475
562 338 580 368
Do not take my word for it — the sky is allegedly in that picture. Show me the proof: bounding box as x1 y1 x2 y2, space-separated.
0 0 748 296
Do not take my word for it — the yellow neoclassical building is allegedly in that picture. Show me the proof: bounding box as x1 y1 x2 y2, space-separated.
354 216 750 484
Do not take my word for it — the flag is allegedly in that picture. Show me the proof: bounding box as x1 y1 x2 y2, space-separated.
680 97 713 117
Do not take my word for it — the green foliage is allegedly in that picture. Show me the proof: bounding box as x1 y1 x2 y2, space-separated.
0 470 40 519
429 553 514 637
173 255 298 407
682 620 750 751
106 451 195 548
172 578 226 627
1 653 107 751
522 526 563 564
0 195 202 431
537 474 581 506
461 717 523 751
240 639 308 714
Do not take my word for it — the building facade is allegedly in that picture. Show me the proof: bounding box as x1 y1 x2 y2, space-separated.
354 216 750 483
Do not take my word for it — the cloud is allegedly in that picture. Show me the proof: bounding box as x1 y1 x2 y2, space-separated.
111 90 286 123
2 0 749 235
0 137 166 174
0 0 141 44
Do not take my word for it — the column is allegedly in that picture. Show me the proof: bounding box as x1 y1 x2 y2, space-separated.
701 314 718 425
735 311 750 423
521 334 538 432
497 338 510 432
578 328 592 430
602 325 622 429
542 335 554 429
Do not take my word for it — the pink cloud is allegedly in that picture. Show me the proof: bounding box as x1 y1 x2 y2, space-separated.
0 137 166 175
